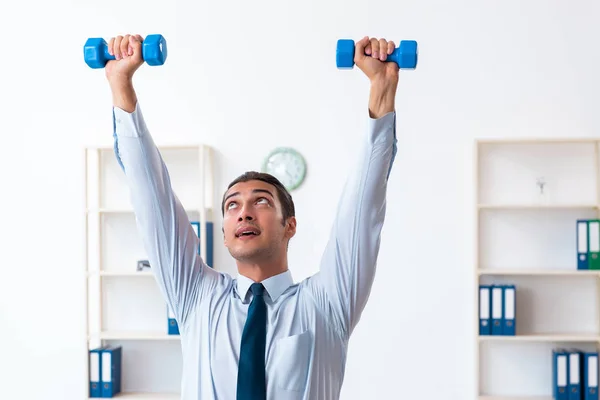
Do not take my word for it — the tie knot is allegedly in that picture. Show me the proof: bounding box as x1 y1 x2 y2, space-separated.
250 282 264 296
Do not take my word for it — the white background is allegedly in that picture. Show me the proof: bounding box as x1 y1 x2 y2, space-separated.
1 0 600 399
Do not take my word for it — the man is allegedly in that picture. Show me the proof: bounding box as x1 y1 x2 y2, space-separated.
107 34 399 400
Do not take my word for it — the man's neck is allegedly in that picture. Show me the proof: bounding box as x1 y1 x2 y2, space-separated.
236 257 288 282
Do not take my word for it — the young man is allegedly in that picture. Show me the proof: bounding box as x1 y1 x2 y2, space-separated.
108 34 399 400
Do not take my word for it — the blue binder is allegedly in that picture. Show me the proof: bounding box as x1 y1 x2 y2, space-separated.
191 221 214 267
479 285 491 335
578 220 589 270
89 347 104 398
584 352 599 400
101 346 122 398
491 285 504 335
168 306 180 335
502 285 516 336
568 349 583 400
554 348 569 400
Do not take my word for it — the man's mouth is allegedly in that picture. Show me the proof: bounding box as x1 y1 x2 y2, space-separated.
235 226 261 238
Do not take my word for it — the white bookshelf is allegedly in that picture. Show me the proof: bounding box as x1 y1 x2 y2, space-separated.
475 138 600 399
84 143 215 399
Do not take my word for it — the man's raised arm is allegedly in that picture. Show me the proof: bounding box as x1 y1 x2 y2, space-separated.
106 34 222 328
306 36 399 339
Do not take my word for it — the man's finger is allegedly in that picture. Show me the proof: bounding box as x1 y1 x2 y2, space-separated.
121 34 131 57
108 37 115 56
113 36 123 59
354 36 370 62
369 37 379 59
129 35 143 56
379 38 387 61
387 40 395 55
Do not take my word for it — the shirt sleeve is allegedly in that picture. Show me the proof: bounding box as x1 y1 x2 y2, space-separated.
305 111 397 340
112 102 224 328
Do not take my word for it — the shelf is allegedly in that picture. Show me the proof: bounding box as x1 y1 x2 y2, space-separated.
479 397 551 400
478 203 598 210
89 331 180 340
87 207 203 214
87 271 154 277
478 268 600 276
476 137 600 145
85 144 213 394
476 137 600 397
89 392 179 399
479 333 599 343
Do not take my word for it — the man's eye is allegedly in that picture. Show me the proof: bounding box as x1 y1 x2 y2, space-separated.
227 202 237 209
257 198 268 204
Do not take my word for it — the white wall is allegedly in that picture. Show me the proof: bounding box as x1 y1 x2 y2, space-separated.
1 0 599 398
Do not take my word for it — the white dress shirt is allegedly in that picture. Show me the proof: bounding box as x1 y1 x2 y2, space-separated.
112 102 397 400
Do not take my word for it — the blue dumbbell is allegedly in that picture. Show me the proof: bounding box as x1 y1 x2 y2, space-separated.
83 34 168 69
336 39 418 69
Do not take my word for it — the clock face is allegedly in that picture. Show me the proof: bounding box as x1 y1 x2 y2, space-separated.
262 147 306 191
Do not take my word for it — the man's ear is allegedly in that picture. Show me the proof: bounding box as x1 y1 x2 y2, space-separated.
285 216 297 239
222 226 227 247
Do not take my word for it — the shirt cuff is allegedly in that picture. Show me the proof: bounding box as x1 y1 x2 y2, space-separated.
368 110 396 144
113 102 147 138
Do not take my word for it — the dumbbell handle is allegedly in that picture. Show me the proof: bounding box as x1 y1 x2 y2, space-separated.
99 42 115 62
97 38 155 61
380 48 402 65
369 40 417 68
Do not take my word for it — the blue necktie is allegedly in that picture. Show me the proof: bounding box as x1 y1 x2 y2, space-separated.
237 282 267 400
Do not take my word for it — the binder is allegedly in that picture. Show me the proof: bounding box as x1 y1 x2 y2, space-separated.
89 347 104 398
584 352 599 400
502 285 516 336
589 220 600 270
578 219 589 270
491 285 504 335
168 306 180 335
568 349 582 400
101 346 122 398
554 348 569 400
479 285 491 335
191 221 214 267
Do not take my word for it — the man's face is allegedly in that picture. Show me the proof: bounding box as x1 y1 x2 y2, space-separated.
222 180 295 263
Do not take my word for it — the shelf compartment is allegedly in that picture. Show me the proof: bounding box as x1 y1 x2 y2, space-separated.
479 341 599 398
476 141 598 206
478 207 599 271
479 397 551 400
96 146 210 211
87 271 155 277
479 333 599 343
89 331 180 340
478 275 600 337
89 392 179 399
87 207 204 214
478 203 599 210
478 268 600 276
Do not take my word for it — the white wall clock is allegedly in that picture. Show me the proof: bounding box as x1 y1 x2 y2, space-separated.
261 147 306 191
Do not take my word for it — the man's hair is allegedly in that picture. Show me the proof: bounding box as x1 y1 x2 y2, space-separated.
221 171 295 224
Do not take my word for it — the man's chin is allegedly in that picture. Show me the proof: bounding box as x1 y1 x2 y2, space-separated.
229 245 271 263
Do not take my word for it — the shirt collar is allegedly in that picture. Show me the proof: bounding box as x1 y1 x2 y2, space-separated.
235 269 294 303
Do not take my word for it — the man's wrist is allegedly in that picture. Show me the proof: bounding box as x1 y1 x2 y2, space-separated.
109 78 137 113
368 79 397 119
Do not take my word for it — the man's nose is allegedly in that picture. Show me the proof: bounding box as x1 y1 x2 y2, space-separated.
238 205 254 221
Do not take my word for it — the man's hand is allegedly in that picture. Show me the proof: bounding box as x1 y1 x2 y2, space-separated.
105 34 145 112
354 36 399 119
